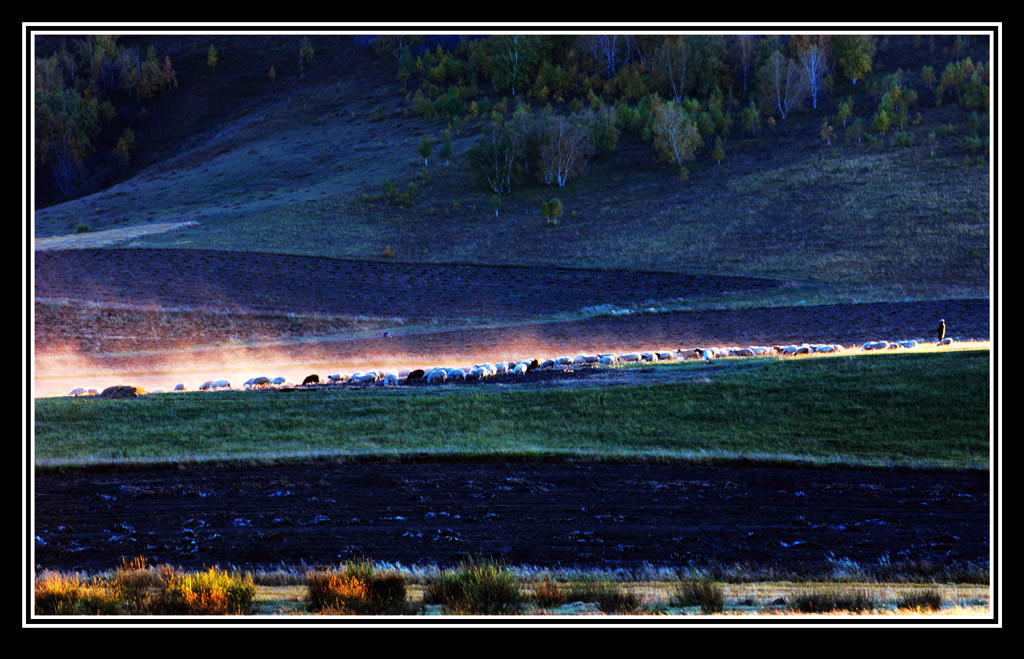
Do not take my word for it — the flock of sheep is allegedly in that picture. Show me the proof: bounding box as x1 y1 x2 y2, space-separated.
63 336 956 397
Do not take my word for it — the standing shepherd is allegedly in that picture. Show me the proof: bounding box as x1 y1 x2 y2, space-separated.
936 318 946 342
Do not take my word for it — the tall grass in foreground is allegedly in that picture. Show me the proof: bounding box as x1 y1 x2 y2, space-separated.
423 560 524 615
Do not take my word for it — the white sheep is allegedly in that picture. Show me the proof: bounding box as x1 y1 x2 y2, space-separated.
199 381 213 391
349 372 377 385
748 346 772 356
150 388 167 394
425 368 448 384
270 376 287 386
174 383 189 392
327 374 345 384
938 337 953 346
898 340 918 349
210 379 231 390
619 353 641 363
861 341 889 350
656 351 674 361
539 359 555 370
731 347 756 357
599 354 618 366
68 387 89 397
513 363 528 375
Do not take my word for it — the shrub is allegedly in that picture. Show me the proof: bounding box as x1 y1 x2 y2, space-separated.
306 561 407 615
670 578 725 613
369 104 385 122
152 567 256 615
381 246 395 259
423 560 523 615
75 222 90 233
789 587 877 613
896 589 944 611
895 131 914 147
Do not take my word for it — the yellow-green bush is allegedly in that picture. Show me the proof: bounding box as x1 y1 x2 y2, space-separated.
152 566 256 615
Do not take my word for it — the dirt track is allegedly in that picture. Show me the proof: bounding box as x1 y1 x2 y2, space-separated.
33 461 989 575
34 248 782 321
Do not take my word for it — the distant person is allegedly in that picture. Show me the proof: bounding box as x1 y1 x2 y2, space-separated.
936 318 946 342
378 330 392 339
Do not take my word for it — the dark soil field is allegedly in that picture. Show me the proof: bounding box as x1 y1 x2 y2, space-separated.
34 461 989 576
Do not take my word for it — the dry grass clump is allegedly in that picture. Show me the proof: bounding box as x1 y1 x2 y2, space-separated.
896 589 945 612
669 578 726 613
530 575 568 609
560 577 643 614
306 560 408 615
789 587 877 614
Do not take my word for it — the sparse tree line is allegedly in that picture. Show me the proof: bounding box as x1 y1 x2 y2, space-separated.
382 34 989 201
35 35 178 197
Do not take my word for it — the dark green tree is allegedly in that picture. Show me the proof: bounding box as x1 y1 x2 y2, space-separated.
438 130 453 166
418 134 432 168
833 35 875 86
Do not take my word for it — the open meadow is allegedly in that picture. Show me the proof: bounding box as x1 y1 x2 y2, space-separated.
28 29 997 623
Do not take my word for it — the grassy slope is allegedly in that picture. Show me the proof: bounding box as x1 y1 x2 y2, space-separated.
33 35 991 307
34 351 991 470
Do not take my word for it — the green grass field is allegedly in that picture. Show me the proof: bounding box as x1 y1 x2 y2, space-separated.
34 350 990 471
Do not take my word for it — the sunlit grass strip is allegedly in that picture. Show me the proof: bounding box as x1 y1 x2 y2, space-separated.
34 351 990 470
34 558 256 616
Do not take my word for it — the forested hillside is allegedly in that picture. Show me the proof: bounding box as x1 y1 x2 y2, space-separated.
33 32 992 302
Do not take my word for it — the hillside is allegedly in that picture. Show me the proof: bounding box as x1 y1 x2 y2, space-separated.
33 33 992 305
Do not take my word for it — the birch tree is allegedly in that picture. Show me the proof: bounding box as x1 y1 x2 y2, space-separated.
759 50 806 119
797 44 829 110
537 113 594 188
653 36 691 102
650 98 702 167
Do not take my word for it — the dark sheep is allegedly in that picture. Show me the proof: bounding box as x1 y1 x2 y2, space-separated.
406 369 425 382
301 374 320 386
